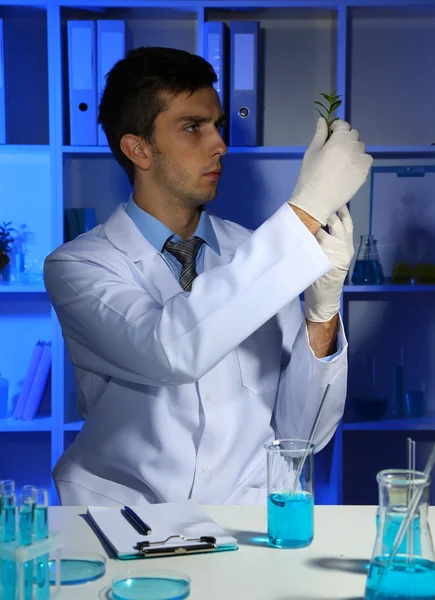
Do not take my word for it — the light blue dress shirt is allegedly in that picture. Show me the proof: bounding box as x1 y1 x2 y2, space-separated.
126 196 341 361
126 195 220 279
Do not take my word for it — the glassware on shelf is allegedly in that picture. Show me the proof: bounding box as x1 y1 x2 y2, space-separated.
351 354 388 421
364 469 435 599
351 235 385 285
391 263 412 285
405 382 425 419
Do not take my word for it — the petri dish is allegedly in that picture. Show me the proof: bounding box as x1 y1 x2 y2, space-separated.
111 569 191 600
48 550 106 585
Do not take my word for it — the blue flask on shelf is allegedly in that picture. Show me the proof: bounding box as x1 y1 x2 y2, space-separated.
351 235 385 285
0 374 8 419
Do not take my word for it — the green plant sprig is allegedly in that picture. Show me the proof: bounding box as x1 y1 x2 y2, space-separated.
314 90 342 138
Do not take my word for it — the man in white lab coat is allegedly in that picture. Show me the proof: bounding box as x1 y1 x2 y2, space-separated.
44 47 372 506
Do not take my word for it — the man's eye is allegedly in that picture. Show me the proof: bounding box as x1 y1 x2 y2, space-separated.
185 123 200 133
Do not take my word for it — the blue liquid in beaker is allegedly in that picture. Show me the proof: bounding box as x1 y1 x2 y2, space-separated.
352 260 385 285
365 556 435 599
267 492 314 548
376 511 421 555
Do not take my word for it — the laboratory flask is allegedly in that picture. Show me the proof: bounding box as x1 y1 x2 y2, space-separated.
351 234 385 285
365 469 435 599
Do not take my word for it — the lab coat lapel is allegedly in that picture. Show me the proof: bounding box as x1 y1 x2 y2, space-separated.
103 205 236 303
103 203 182 303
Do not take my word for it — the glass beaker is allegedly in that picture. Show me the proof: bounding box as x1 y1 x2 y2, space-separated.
351 235 385 285
365 469 435 599
264 439 314 549
351 354 388 421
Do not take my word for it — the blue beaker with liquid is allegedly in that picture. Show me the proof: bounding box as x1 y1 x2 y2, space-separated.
351 235 385 285
264 439 315 549
365 469 435 599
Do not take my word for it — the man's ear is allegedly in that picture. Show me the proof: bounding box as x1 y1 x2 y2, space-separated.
120 135 151 172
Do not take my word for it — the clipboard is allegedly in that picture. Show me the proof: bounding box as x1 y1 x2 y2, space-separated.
134 534 217 558
87 501 238 560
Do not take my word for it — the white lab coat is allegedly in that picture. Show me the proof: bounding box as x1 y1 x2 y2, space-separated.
44 202 348 506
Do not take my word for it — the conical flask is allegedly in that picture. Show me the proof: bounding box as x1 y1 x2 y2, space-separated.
365 469 435 599
351 234 385 285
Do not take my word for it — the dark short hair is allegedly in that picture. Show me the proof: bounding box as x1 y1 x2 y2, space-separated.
98 46 217 184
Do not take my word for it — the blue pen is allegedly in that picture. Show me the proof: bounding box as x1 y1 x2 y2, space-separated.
123 506 152 535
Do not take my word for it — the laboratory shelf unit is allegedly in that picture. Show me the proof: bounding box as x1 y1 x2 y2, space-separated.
63 421 84 431
344 284 435 293
4 0 435 506
0 417 53 432
343 418 435 432
0 284 46 293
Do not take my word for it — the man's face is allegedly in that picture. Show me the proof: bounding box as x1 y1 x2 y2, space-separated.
149 87 227 208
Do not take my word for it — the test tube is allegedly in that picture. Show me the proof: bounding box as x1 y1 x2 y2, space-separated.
19 494 34 600
3 481 16 542
0 480 4 532
34 489 49 600
2 482 16 600
22 486 37 534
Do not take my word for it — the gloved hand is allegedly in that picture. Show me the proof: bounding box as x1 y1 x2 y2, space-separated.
304 205 354 322
289 118 373 226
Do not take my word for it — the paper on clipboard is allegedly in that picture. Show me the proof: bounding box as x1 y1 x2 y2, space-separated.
87 500 238 559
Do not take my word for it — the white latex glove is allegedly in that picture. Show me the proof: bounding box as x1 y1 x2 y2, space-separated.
289 118 373 226
304 205 354 322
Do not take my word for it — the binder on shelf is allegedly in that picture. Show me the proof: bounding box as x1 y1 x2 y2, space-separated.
22 341 51 421
0 19 6 144
76 207 97 234
67 20 97 146
64 208 80 241
229 21 259 146
13 341 44 419
204 22 229 116
97 20 131 145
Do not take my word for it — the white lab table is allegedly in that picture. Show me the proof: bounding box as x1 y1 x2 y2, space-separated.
47 504 434 600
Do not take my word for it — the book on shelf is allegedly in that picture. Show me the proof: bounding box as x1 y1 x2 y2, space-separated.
64 207 97 241
13 340 51 421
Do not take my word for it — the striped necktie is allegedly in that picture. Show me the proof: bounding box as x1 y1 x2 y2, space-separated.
164 236 204 291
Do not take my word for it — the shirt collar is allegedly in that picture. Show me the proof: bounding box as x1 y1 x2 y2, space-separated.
126 194 220 256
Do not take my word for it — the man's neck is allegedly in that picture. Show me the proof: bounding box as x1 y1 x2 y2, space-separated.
132 187 201 240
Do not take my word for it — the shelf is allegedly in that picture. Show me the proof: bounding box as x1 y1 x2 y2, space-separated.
0 417 52 432
62 145 435 157
367 146 435 157
0 145 50 154
63 145 111 154
344 418 435 432
0 283 46 293
64 421 84 431
344 284 435 293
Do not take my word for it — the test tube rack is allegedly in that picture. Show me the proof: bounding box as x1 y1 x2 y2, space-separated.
0 531 64 600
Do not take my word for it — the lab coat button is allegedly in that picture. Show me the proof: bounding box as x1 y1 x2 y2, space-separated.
205 395 211 401
202 467 209 473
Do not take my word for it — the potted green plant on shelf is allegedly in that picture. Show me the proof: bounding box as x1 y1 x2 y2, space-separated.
0 221 16 282
10 223 35 283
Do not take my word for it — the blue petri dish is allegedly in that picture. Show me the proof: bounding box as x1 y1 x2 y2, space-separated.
48 551 106 585
112 569 191 600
